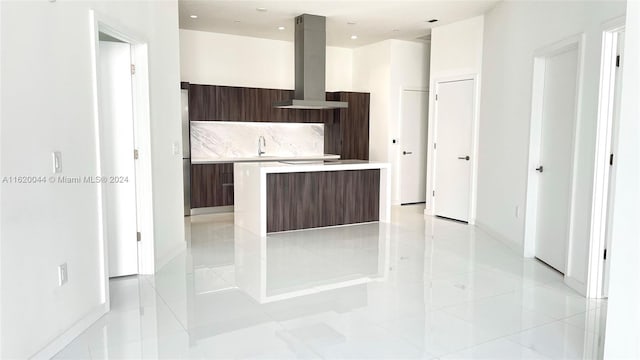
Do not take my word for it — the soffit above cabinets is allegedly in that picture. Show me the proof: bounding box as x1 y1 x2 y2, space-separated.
178 0 499 48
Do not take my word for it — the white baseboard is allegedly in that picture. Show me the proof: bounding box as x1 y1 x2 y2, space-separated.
154 241 186 272
475 220 525 256
564 275 588 297
33 302 108 359
190 206 233 216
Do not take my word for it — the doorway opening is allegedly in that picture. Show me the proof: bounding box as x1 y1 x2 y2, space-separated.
587 22 626 299
524 35 583 281
90 11 155 307
399 89 428 205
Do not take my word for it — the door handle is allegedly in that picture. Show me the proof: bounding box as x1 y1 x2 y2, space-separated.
457 156 470 161
536 166 544 173
403 151 413 155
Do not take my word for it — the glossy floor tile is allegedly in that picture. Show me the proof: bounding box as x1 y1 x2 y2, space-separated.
56 206 606 359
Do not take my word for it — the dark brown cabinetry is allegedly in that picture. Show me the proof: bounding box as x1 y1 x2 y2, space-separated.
191 163 234 208
188 84 337 124
188 84 369 160
266 170 380 232
187 83 370 208
324 92 370 160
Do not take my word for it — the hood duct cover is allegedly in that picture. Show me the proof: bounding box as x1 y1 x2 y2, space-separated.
273 14 348 109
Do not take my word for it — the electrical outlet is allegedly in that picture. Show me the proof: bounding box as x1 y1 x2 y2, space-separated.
58 263 68 286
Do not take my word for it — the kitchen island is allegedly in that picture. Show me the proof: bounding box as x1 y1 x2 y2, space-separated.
234 160 390 236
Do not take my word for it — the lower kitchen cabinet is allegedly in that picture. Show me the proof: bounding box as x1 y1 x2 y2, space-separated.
191 163 234 208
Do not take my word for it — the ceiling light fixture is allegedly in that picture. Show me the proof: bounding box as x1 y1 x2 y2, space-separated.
347 21 357 25
278 26 285 30
190 15 198 19
392 29 400 32
427 19 438 23
234 20 241 23
351 35 358 40
256 7 267 12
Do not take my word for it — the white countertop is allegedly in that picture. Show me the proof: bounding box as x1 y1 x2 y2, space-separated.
235 160 390 174
191 154 340 164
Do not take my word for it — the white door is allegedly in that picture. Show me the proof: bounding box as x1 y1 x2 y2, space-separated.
99 40 139 277
604 30 625 296
534 45 580 274
400 90 428 204
433 79 474 222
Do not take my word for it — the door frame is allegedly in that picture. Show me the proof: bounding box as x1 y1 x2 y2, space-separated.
90 10 155 306
426 74 480 224
586 17 626 299
397 87 428 205
523 34 584 288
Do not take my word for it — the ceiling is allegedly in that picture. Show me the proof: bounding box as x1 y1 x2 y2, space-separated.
179 0 500 48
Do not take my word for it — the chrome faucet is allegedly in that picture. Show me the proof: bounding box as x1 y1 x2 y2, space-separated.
258 136 266 156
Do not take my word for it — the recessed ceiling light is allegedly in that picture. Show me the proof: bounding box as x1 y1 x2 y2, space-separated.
256 7 267 12
351 35 358 40
392 29 400 32
427 19 438 23
189 15 198 19
278 26 285 30
347 21 357 25
234 20 241 23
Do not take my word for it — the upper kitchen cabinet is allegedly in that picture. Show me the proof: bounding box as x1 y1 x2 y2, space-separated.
187 84 212 121
325 92 370 160
187 84 338 123
188 84 245 121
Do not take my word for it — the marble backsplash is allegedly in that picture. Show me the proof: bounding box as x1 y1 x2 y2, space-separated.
191 121 325 159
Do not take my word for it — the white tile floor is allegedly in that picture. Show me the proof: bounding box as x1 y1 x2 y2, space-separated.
56 205 607 359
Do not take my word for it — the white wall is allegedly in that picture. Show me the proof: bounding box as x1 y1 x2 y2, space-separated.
476 1 625 292
429 16 484 79
353 40 392 162
0 1 184 358
425 16 484 214
352 40 430 204
179 29 353 91
603 1 640 357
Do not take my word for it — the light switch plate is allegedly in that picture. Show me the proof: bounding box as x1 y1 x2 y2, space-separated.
52 151 62 173
58 263 68 286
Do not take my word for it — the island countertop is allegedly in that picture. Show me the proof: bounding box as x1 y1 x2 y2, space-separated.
234 160 391 236
191 154 340 164
234 160 390 173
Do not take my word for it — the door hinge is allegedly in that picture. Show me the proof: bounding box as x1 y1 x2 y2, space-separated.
435 94 438 101
131 64 136 75
604 248 607 260
432 190 435 197
609 153 614 166
137 231 141 242
134 149 139 160
615 55 620 68
434 143 437 149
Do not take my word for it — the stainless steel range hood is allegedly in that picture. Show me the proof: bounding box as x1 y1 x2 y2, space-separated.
274 14 348 109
